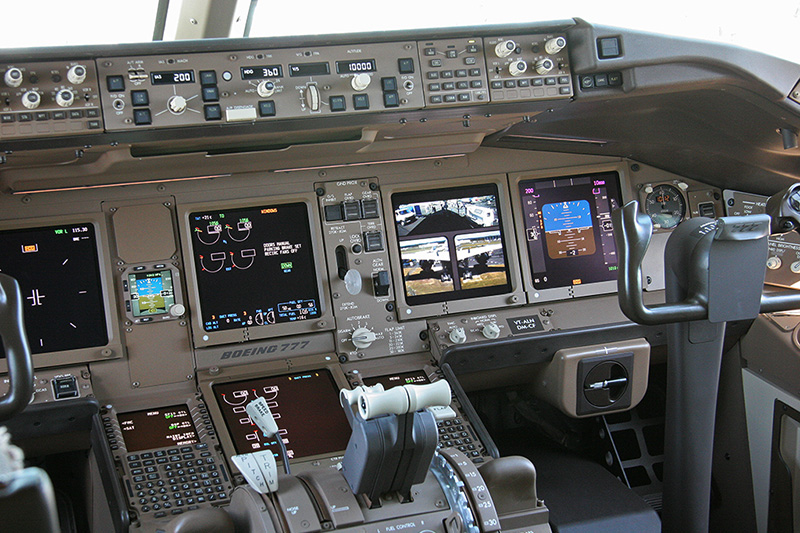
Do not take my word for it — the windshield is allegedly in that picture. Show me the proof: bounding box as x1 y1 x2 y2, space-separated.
3 1 798 65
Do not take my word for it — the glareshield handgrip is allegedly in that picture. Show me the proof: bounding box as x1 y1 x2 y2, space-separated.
0 273 34 421
611 201 800 325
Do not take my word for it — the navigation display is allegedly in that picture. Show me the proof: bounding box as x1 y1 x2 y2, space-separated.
212 369 351 460
118 404 200 452
0 223 108 354
391 184 512 305
518 171 623 290
189 203 321 332
128 269 175 317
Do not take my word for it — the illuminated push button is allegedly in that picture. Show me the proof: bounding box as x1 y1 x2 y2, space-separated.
204 104 222 121
398 57 415 74
106 75 125 92
342 201 361 221
352 93 369 110
202 86 219 102
383 91 399 108
329 95 346 112
363 231 383 252
131 90 149 106
361 199 379 219
258 100 276 117
199 70 217 86
133 109 152 125
324 204 343 222
52 376 79 399
381 77 398 92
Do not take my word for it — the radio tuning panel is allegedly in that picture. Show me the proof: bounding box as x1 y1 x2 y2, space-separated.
0 61 102 138
316 178 427 360
96 42 423 131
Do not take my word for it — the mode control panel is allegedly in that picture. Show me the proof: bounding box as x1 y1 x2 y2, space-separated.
485 33 573 102
97 42 423 131
0 61 101 139
317 178 427 360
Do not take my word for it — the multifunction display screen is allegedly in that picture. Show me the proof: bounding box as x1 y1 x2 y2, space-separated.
362 369 430 390
189 203 321 332
118 404 200 452
0 223 108 354
212 369 351 460
518 171 623 290
392 184 512 305
128 270 175 317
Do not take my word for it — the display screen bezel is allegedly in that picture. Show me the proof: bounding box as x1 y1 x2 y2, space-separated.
509 166 628 303
179 195 332 348
0 214 122 372
383 175 524 320
199 358 351 474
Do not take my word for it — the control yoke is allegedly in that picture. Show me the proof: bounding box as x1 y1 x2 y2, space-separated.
611 188 800 533
612 200 800 325
0 274 34 422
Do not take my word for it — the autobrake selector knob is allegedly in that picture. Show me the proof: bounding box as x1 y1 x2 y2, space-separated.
67 65 87 85
495 40 517 58
509 60 528 77
351 327 377 349
257 80 275 98
544 36 567 55
449 327 467 345
4 67 23 87
351 73 371 91
304 84 320 111
535 58 555 75
22 91 40 109
55 90 74 107
168 95 187 114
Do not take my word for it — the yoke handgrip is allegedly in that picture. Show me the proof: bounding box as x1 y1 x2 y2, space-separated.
612 201 800 325
0 274 34 422
611 201 705 325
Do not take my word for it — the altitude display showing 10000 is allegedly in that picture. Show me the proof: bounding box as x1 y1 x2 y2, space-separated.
189 203 321 332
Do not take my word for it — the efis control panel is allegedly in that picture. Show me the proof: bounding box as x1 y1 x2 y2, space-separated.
0 61 101 138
